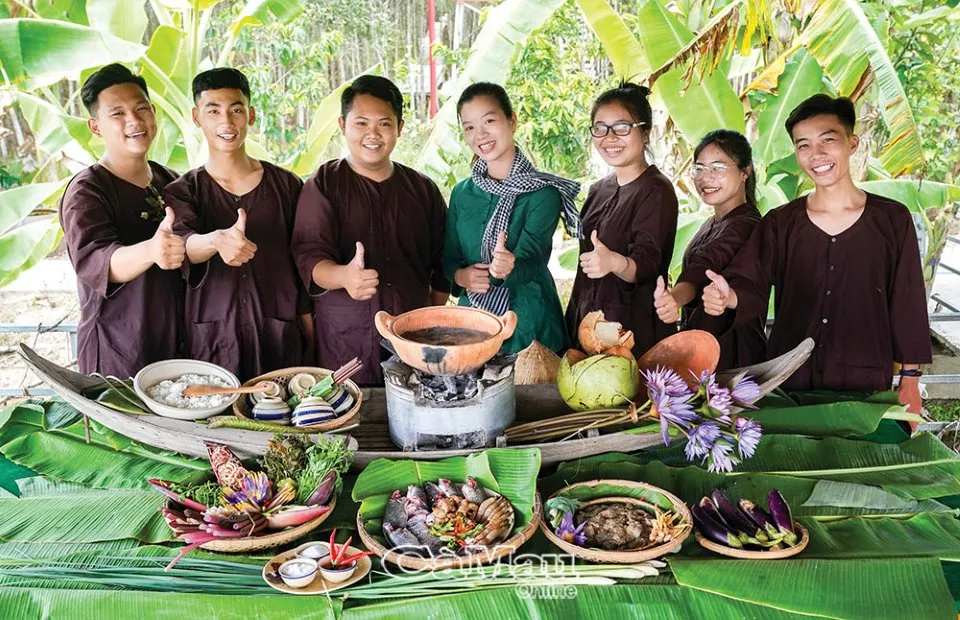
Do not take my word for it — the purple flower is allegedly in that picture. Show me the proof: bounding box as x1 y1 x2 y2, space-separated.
705 438 738 473
644 366 692 399
729 375 761 407
223 471 271 510
734 417 763 459
644 366 699 445
556 511 586 546
684 421 721 461
706 384 733 422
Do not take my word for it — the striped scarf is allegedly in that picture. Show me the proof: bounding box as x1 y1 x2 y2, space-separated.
467 147 582 315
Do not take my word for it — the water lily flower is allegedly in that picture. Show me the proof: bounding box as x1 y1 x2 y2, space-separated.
729 375 761 408
684 421 721 461
705 438 738 473
644 367 699 445
556 510 586 546
733 417 763 459
644 366 692 399
223 471 272 510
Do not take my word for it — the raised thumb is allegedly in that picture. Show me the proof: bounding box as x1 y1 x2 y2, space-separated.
158 207 175 233
591 230 605 249
654 275 666 298
705 269 727 291
352 241 365 268
495 230 507 252
234 208 247 234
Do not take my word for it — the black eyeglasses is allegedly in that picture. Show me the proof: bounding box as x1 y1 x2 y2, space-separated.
590 122 645 138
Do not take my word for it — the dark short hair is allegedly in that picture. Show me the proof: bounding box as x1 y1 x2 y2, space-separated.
785 94 856 138
192 68 251 103
341 75 403 122
81 63 149 116
591 81 652 126
456 82 514 120
694 129 757 209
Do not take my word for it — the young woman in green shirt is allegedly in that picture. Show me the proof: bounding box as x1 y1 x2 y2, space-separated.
441 83 582 354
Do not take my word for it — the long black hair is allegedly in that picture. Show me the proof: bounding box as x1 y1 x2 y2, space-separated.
590 81 652 126
456 82 514 120
693 129 757 209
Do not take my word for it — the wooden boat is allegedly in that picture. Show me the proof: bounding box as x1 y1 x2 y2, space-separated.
16 339 813 470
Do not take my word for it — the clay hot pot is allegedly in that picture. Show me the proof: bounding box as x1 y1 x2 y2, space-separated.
375 307 518 376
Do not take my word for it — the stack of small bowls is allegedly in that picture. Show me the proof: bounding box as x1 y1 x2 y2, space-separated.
292 396 336 427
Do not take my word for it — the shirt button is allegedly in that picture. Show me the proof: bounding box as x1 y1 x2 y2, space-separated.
826 290 831 295
831 237 837 243
822 318 828 324
829 265 835 271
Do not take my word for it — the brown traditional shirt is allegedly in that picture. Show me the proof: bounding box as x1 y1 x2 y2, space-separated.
565 165 679 357
679 202 765 370
724 192 932 391
164 161 308 381
60 162 183 378
291 159 449 385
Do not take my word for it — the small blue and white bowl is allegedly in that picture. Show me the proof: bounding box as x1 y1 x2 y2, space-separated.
252 397 292 425
324 385 356 417
292 396 336 427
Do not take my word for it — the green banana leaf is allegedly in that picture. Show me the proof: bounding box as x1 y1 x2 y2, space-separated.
86 0 148 43
860 179 960 216
0 179 70 238
353 448 541 538
802 480 950 515
0 587 340 619
753 49 823 170
227 0 305 37
0 456 34 497
796 0 924 175
342 583 814 619
0 217 63 288
0 19 146 89
671 557 955 619
798 513 960 560
0 488 172 543
574 0 649 80
746 399 907 437
0 402 210 491
416 0 566 185
542 458 948 517
634 0 746 143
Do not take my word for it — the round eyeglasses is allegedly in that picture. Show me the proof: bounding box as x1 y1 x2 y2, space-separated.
690 162 733 178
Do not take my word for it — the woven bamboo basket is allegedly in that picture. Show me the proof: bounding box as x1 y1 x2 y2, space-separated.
232 366 361 432
695 523 809 559
165 496 336 553
357 493 542 571
514 340 561 385
539 479 692 563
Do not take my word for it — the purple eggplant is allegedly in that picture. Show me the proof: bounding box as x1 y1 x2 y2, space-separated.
711 490 769 543
306 471 338 506
739 498 779 539
767 489 798 546
692 503 743 549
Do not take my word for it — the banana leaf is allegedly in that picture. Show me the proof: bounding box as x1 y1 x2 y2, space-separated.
0 489 173 544
0 402 210 490
353 448 541 538
798 513 960 560
802 480 951 515
0 455 34 497
574 0 649 80
542 458 949 517
342 583 813 619
671 557 955 619
0 217 63 288
745 399 909 437
0 587 340 619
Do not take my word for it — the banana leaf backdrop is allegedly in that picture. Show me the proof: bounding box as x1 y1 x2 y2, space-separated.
1 397 960 618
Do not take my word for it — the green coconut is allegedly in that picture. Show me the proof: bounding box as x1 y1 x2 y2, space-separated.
557 352 640 411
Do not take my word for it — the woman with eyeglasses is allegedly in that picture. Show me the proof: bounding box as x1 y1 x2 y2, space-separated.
442 82 582 354
653 129 765 370
565 82 679 357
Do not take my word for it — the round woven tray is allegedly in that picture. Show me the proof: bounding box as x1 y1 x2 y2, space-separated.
539 479 692 563
357 493 542 571
695 523 809 559
165 496 336 553
232 366 361 432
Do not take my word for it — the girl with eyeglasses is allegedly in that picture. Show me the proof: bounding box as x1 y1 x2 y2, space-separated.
441 82 582 354
565 82 679 357
653 129 765 370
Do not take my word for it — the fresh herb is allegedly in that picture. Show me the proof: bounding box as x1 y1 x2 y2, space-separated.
295 435 352 503
258 434 311 484
545 496 581 529
167 481 223 508
140 186 167 222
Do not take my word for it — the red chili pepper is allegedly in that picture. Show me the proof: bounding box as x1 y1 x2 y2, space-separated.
329 529 338 562
338 550 376 565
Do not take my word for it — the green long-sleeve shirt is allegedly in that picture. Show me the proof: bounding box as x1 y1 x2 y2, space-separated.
442 178 568 354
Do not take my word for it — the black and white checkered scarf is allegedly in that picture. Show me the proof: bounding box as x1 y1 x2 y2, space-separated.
467 147 582 315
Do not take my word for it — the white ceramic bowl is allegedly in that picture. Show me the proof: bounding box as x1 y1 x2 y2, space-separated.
278 557 318 588
318 558 358 583
294 541 330 561
133 359 241 420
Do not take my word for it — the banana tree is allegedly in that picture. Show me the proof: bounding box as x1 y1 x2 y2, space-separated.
0 0 359 288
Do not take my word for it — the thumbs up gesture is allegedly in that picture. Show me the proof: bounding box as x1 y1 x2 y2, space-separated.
488 231 516 280
653 275 680 324
343 241 379 301
580 230 623 279
216 208 257 267
151 207 185 270
702 269 734 316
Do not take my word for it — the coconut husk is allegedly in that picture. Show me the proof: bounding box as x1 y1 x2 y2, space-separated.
515 340 561 385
